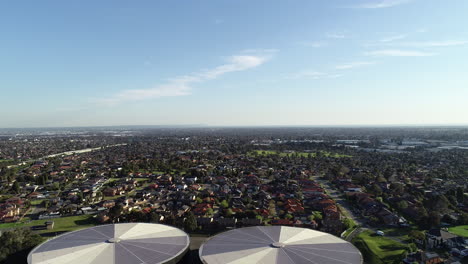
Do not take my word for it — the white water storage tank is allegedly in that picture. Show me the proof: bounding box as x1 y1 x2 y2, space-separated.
199 226 362 264
28 223 190 264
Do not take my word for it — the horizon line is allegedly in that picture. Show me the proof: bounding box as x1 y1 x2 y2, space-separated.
1 123 468 130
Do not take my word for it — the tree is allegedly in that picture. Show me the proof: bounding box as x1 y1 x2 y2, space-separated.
206 208 214 216
128 210 146 222
417 206 428 219
150 212 160 223
220 200 229 208
397 200 408 210
108 204 123 222
36 175 46 185
42 200 50 209
225 208 234 217
456 187 465 203
408 243 418 253
184 212 198 232
369 216 379 224
376 175 387 183
312 211 323 221
343 218 355 230
459 213 468 225
428 211 441 228
52 182 60 191
0 228 43 262
164 214 176 226
77 192 84 203
295 191 304 200
12 181 20 194
369 183 383 196
408 230 425 242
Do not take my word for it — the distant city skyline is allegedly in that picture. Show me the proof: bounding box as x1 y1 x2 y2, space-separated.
1 0 468 128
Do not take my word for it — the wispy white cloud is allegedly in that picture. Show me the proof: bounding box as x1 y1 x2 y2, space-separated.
326 33 346 39
380 34 406 42
365 49 435 57
355 0 413 9
327 74 343 79
240 48 280 53
195 55 268 80
396 40 468 47
100 83 192 105
97 52 273 105
288 70 342 80
292 71 326 79
298 41 327 48
335 61 376 70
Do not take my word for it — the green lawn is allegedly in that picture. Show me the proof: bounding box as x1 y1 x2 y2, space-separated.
0 221 27 229
0 215 96 235
136 182 151 191
106 178 121 183
352 230 409 264
379 227 415 243
342 218 358 238
343 225 358 238
449 225 468 237
248 150 351 158
134 178 150 183
30 199 45 206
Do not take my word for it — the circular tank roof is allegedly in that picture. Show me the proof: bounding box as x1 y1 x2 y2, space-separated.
28 223 190 264
199 226 362 264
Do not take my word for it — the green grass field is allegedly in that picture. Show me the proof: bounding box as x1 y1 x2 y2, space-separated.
248 150 351 158
449 225 468 237
36 215 96 234
0 215 96 235
0 221 27 229
352 230 408 264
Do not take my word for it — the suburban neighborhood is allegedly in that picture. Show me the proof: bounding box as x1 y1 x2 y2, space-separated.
1 127 467 263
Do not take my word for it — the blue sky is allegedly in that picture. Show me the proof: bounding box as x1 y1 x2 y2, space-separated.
1 0 468 127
